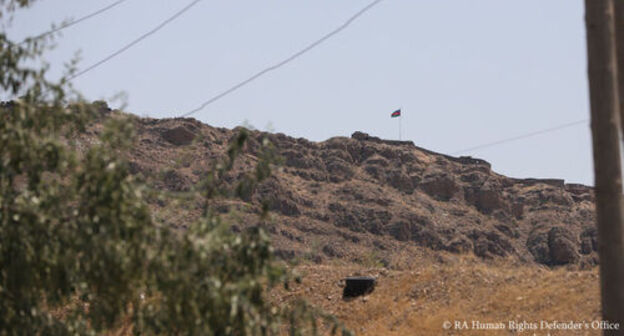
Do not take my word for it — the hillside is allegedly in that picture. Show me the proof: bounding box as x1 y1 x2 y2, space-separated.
84 112 597 269
76 109 602 335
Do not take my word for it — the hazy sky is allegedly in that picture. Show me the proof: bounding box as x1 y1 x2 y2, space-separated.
7 0 593 185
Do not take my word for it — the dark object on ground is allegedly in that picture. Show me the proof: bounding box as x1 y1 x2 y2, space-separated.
343 276 376 298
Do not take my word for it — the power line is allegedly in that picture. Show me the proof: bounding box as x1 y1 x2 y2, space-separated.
180 0 386 118
68 0 203 81
451 118 589 155
21 0 130 44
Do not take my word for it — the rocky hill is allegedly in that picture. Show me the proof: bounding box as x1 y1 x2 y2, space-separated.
85 111 597 269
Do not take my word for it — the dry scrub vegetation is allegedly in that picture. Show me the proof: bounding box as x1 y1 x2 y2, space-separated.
273 255 600 336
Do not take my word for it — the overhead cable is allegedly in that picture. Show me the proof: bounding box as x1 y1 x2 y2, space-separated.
179 0 386 118
21 0 130 44
451 119 589 155
68 0 203 81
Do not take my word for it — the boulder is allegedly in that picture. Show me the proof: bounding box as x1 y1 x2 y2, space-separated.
161 126 196 145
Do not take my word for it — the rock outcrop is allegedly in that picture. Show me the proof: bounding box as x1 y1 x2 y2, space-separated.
99 117 597 268
161 125 197 145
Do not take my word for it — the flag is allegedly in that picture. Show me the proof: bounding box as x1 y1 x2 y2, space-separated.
391 109 401 118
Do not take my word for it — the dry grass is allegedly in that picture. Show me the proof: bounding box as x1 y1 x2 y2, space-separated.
274 255 601 335
102 255 601 335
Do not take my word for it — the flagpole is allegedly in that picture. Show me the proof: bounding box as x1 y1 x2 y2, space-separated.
399 107 402 141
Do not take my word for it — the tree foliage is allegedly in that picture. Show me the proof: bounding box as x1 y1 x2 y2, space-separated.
0 3 351 335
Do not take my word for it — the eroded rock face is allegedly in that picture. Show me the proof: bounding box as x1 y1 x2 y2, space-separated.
388 221 413 242
113 117 597 268
580 227 598 255
527 231 550 265
548 227 580 265
325 158 354 183
523 187 574 209
330 202 392 235
464 187 506 214
511 203 524 219
469 230 514 258
527 227 580 265
282 150 311 169
386 170 413 194
410 226 445 250
254 179 300 217
419 174 458 201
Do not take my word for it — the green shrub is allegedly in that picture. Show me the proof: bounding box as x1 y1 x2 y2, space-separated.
0 3 351 335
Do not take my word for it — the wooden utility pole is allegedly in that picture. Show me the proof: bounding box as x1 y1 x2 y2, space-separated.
615 0 624 132
585 0 624 333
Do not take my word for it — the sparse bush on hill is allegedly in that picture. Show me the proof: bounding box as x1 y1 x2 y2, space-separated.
0 2 350 335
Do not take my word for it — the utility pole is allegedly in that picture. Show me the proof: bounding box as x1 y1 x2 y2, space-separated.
585 0 624 334
614 0 624 133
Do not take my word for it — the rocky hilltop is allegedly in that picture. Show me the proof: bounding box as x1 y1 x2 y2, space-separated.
91 113 596 268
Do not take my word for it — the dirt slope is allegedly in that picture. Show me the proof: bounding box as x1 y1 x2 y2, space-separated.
274 257 600 335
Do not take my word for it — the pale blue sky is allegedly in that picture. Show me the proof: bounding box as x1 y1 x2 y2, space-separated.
7 0 592 185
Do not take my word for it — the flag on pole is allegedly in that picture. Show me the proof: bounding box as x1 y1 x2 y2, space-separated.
391 109 401 118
